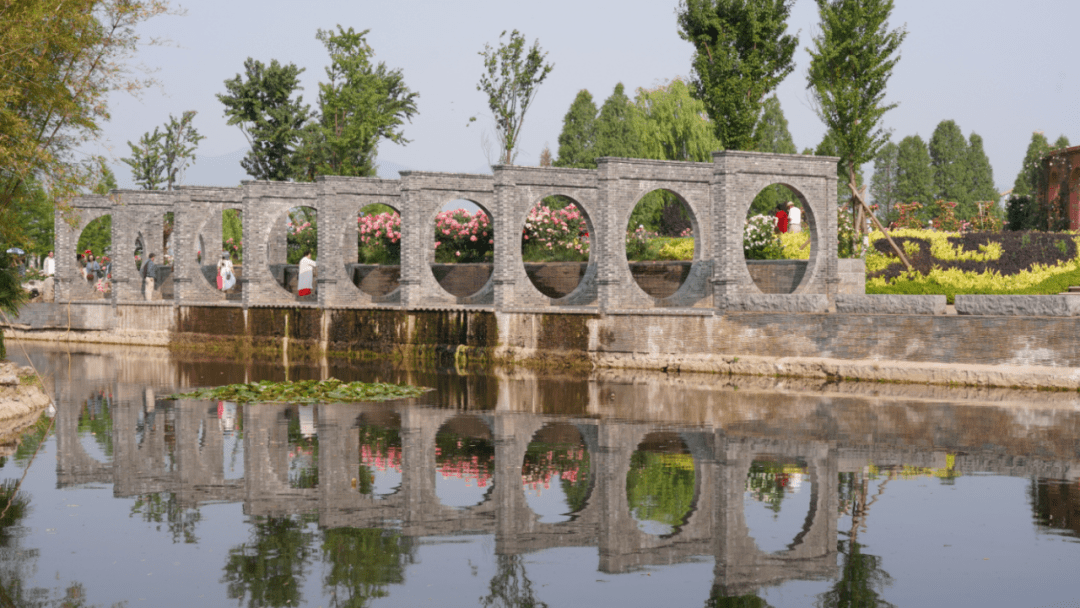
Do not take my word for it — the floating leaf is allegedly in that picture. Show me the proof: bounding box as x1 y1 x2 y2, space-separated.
167 379 430 404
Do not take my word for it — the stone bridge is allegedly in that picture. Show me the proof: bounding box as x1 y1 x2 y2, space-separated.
55 152 841 311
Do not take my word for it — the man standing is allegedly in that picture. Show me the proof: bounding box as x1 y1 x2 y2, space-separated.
43 251 55 276
140 253 157 300
787 202 802 233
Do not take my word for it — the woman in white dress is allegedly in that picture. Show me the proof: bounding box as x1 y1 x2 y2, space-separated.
217 252 235 291
298 251 316 297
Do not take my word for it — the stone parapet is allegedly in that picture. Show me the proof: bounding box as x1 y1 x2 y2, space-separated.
955 294 1080 316
836 294 947 315
718 294 830 313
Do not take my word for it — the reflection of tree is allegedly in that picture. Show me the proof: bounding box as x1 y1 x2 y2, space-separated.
522 441 591 514
321 528 414 608
222 516 317 608
357 425 402 496
744 460 806 515
129 491 202 544
78 389 114 457
626 451 695 532
480 554 547 608
706 587 772 608
287 414 319 489
436 431 495 487
816 473 895 608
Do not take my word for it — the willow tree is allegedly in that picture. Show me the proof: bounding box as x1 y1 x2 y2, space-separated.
677 0 798 151
807 0 909 266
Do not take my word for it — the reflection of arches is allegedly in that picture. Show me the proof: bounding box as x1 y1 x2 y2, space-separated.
520 421 596 524
432 413 497 509
625 431 699 537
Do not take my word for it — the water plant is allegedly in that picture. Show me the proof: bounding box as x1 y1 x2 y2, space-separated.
168 379 430 404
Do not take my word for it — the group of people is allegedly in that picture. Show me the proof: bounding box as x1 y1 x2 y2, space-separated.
78 251 109 281
774 201 803 234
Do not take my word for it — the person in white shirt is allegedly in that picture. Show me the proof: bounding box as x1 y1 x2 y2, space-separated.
43 251 55 276
298 251 317 297
787 202 802 233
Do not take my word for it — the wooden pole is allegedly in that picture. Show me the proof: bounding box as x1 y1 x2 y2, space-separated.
848 166 913 271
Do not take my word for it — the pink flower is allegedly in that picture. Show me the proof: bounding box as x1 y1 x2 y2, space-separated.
470 235 477 242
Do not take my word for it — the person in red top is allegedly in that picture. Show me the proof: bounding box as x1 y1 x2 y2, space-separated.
775 203 789 233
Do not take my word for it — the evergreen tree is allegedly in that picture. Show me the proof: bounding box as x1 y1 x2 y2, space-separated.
870 141 899 221
594 83 640 159
554 90 598 168
1013 131 1052 197
966 133 998 206
929 119 971 210
750 95 798 215
895 134 934 209
677 0 798 151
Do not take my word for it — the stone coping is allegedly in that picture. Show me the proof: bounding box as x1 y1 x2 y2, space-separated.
719 294 830 313
955 294 1080 317
836 294 947 315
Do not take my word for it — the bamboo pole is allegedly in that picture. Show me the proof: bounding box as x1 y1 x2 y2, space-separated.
848 167 913 271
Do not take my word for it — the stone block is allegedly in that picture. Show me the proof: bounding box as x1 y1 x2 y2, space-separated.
955 295 1080 317
836 295 946 315
719 294 829 313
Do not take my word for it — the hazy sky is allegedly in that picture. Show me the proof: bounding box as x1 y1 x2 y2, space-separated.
94 0 1079 195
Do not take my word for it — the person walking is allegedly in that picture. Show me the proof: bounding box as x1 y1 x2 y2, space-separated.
787 202 802 233
85 254 101 281
775 203 789 234
217 252 236 291
140 253 157 300
298 251 316 297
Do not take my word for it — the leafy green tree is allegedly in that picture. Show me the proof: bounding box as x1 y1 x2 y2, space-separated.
594 83 640 159
223 516 317 608
553 90 598 168
77 216 112 259
218 58 313 181
677 0 798 151
807 0 906 260
965 133 998 207
1053 135 1071 150
1012 131 1052 198
750 94 798 215
929 120 971 212
294 27 419 180
122 129 166 190
815 130 862 207
477 30 554 165
6 179 55 258
870 141 899 222
895 135 933 204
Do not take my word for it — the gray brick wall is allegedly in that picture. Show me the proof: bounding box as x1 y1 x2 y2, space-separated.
56 152 841 313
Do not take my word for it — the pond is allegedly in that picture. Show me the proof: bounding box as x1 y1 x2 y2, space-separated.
1 341 1079 607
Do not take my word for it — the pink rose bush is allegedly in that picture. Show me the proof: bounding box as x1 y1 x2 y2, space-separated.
521 202 590 262
434 208 493 263
357 211 402 264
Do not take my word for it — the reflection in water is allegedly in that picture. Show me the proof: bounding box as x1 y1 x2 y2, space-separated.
287 407 319 489
357 422 402 498
521 423 592 523
223 515 318 608
744 459 811 554
78 388 114 461
820 473 896 608
322 528 415 607
626 432 696 536
481 554 548 608
1030 478 1080 538
130 491 202 544
219 401 245 480
435 416 495 508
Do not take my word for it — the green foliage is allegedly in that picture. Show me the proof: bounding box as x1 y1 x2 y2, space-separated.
870 141 899 221
554 89 598 168
223 209 243 262
322 528 413 607
966 133 999 206
815 538 896 608
632 78 720 162
223 515 317 608
750 95 799 215
744 214 784 259
929 119 971 209
168 378 430 404
3 178 54 258
594 83 640 158
677 0 798 151
1053 135 1071 150
895 135 934 213
476 30 554 165
218 58 313 181
122 129 166 190
122 111 205 190
1012 131 1051 198
76 215 112 258
130 491 202 544
625 450 696 532
286 208 317 264
807 0 905 191
1006 194 1044 231
294 27 419 180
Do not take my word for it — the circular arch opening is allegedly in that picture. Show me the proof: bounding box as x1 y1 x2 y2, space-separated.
430 200 493 298
269 207 318 299
625 431 698 537
78 387 116 463
521 422 594 523
204 208 243 296
521 195 593 298
75 214 112 296
352 203 401 297
434 414 495 509
624 189 697 299
743 183 814 294
742 456 815 554
355 410 403 499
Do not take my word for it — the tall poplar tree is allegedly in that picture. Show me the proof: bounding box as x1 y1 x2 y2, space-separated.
929 119 971 208
807 0 907 263
750 95 798 215
1013 131 1052 197
594 83 640 159
966 133 998 205
554 90 598 168
870 141 899 221
476 30 554 165
895 135 934 210
677 0 798 150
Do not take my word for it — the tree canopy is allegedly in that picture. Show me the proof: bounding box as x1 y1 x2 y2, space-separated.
677 0 798 151
1012 131 1052 198
594 83 640 159
554 90 598 168
122 111 205 190
870 141 899 221
476 30 554 166
895 134 934 210
929 119 971 207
